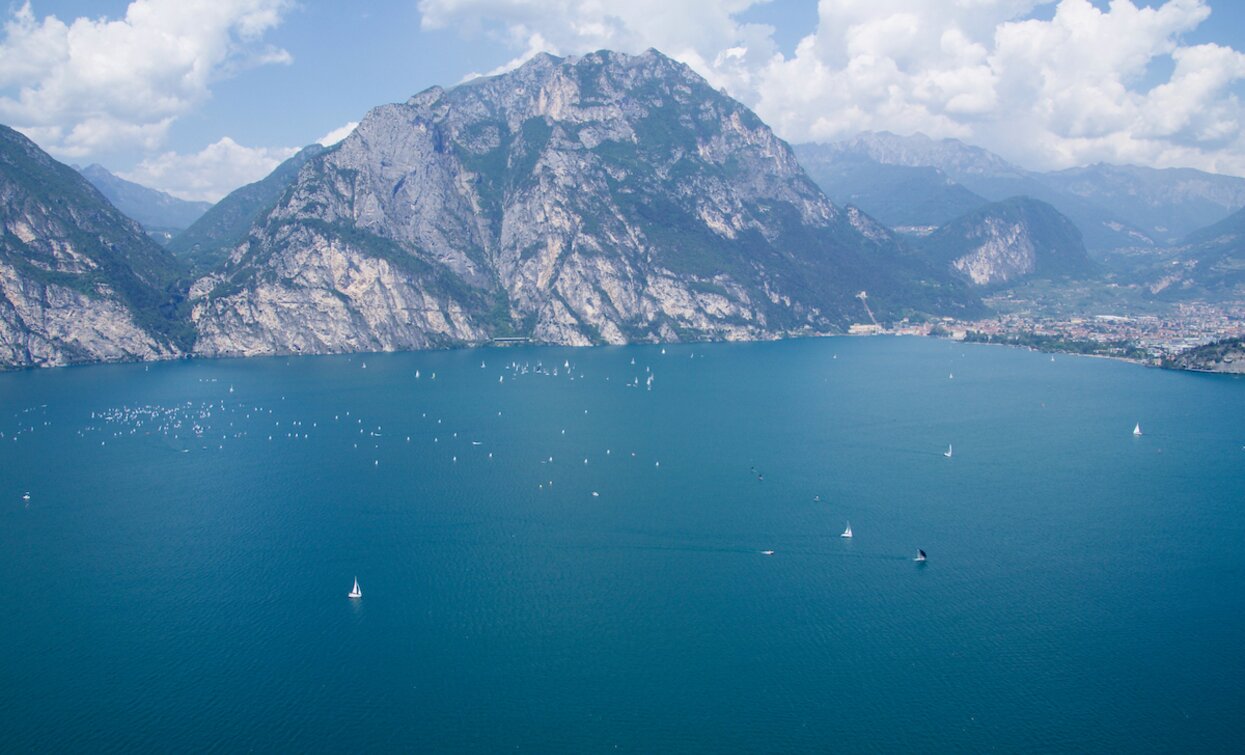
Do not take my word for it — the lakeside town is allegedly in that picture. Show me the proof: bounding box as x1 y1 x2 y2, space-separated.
854 300 1245 364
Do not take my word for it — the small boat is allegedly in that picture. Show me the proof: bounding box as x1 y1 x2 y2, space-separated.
915 549 927 562
348 577 362 599
761 550 775 556
841 522 853 538
1133 423 1142 436
21 492 31 501
944 444 953 458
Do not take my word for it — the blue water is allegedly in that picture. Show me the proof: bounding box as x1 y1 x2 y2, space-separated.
1 337 1243 751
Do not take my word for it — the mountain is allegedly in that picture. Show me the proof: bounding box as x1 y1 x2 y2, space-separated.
0 125 190 368
793 143 987 228
168 144 325 273
190 50 978 358
78 164 211 241
917 197 1095 287
1040 164 1245 245
1146 206 1245 298
1162 336 1245 374
817 132 1152 252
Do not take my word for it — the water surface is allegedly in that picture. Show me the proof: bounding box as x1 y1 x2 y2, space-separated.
2 337 1243 751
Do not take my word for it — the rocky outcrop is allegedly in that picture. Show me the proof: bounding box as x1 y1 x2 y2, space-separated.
191 49 978 357
918 197 1095 287
0 125 188 368
1162 337 1245 374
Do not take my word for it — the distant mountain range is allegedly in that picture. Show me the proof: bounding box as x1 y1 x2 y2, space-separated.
798 132 1245 253
77 164 211 242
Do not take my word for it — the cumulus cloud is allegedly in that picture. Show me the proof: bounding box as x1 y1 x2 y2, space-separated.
0 0 293 158
120 137 297 202
317 121 359 147
417 0 1245 175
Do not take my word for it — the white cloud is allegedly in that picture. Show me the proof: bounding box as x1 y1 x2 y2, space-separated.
120 137 297 202
417 0 1245 175
317 121 358 147
0 0 293 158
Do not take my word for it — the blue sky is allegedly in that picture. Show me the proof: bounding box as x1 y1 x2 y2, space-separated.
2 1 1243 200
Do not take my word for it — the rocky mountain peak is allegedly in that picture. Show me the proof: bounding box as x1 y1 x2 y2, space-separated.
189 49 976 358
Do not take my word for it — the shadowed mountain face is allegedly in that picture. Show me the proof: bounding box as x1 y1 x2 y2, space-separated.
0 126 189 368
78 164 211 240
190 50 978 358
167 144 326 274
794 143 987 228
917 197 1096 288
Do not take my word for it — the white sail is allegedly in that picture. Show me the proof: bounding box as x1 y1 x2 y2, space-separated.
348 577 362 598
1133 423 1142 436
944 444 953 458
841 522 853 538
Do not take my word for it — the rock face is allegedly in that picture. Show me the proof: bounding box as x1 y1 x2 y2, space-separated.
918 197 1095 287
168 144 325 274
78 164 211 242
0 125 188 368
191 50 977 358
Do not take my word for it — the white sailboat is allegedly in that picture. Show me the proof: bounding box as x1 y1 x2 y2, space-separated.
348 577 362 599
1133 422 1143 436
841 522 853 538
915 549 927 562
944 444 953 458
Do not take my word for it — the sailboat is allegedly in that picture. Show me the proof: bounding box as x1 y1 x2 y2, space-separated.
915 549 927 562
944 444 953 458
348 577 362 599
841 522 853 538
1133 423 1143 436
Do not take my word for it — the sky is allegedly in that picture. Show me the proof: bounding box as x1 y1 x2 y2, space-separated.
1 0 1243 202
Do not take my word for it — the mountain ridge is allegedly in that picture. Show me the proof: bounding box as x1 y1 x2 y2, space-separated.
189 49 979 358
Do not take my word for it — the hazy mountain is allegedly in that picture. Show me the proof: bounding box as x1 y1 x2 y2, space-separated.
1145 206 1245 298
917 197 1095 287
168 144 325 273
1040 164 1245 245
190 50 978 358
817 132 1152 252
794 143 987 228
0 125 189 368
77 164 211 241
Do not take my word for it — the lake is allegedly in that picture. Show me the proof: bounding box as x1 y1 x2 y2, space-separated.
1 336 1242 751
